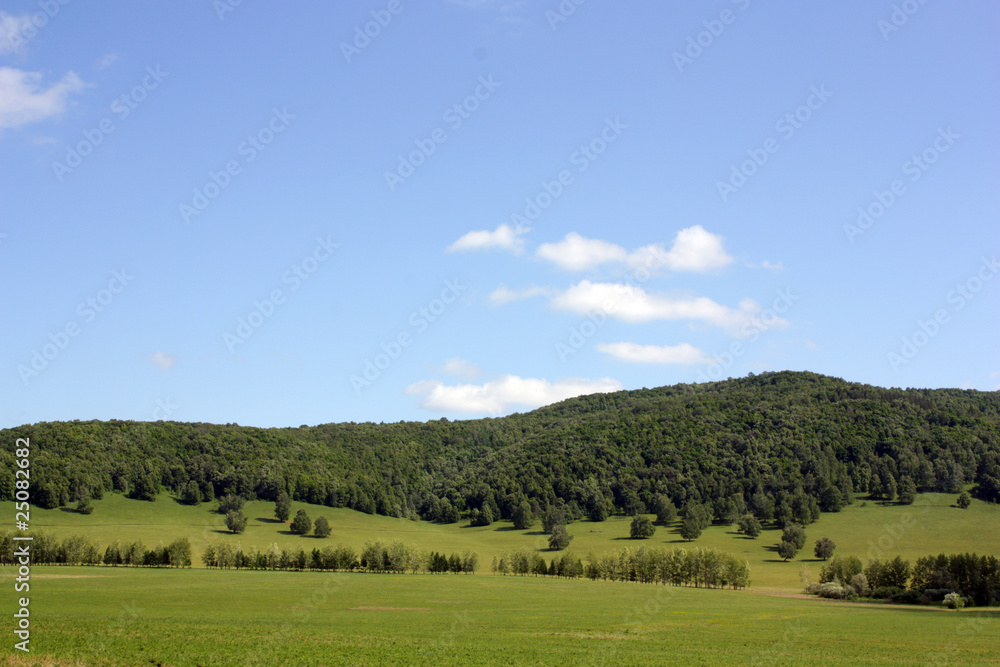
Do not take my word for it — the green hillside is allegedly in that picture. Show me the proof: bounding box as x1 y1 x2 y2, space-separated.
3 372 1000 533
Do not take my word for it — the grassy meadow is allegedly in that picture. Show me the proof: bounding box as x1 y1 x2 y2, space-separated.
2 566 998 666
4 492 999 665
14 491 1000 591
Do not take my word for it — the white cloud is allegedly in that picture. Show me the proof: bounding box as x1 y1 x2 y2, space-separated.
536 232 628 271
0 67 87 130
489 284 553 305
551 280 784 335
447 223 527 254
149 351 176 371
406 374 622 415
649 225 733 272
761 260 784 271
98 53 119 70
439 357 482 379
596 342 716 365
534 225 732 274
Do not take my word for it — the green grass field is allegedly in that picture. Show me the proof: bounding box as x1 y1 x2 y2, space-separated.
15 491 1000 591
4 492 998 665
2 567 997 666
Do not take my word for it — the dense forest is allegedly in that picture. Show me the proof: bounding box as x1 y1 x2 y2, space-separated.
3 372 999 526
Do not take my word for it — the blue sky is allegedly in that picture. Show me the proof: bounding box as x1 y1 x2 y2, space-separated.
1 0 997 428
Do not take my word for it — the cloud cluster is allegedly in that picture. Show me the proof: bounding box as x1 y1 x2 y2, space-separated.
595 342 715 365
0 67 87 130
406 374 621 415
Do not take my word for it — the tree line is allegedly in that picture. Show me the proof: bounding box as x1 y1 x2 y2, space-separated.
809 552 1000 607
0 532 191 568
493 545 751 589
4 372 998 533
202 538 479 574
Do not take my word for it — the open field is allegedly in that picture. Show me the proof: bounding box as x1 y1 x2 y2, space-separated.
12 491 1000 591
2 566 998 666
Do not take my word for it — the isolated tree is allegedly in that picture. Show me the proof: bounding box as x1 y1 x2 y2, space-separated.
957 491 971 509
512 501 534 530
291 509 312 535
274 492 291 522
225 509 247 534
548 525 573 550
76 488 94 515
651 495 677 526
587 495 609 522
782 524 807 551
313 516 331 538
777 540 798 561
814 537 836 561
680 513 703 541
469 506 493 527
738 514 761 539
630 515 655 539
181 480 201 505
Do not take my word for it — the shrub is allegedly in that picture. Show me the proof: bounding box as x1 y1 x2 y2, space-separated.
943 592 965 610
871 586 904 600
849 573 870 597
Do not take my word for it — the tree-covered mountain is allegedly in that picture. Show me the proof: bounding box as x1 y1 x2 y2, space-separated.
4 372 999 524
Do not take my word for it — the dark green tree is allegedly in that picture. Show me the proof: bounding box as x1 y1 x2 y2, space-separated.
777 540 798 561
290 509 312 535
630 514 655 539
738 513 761 539
680 513 703 541
782 524 807 551
957 491 971 509
512 501 534 530
274 492 291 522
651 495 677 526
225 509 247 534
548 525 572 550
181 480 201 505
814 537 836 560
313 516 331 538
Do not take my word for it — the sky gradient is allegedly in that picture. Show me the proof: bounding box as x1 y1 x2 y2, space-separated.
2 0 997 428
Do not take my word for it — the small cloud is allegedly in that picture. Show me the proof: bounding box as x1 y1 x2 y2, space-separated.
406 374 622 415
805 339 818 350
489 284 554 305
439 357 481 380
149 351 176 371
551 280 785 336
447 223 527 254
761 260 785 271
98 53 118 70
536 232 627 271
534 225 733 274
0 67 88 131
596 342 716 365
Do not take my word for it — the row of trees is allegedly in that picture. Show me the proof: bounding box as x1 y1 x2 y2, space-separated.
812 552 1000 606
492 545 751 589
0 532 191 568
202 539 478 574
5 373 998 529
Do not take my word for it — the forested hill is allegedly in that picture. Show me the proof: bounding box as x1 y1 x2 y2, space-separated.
4 372 1000 525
